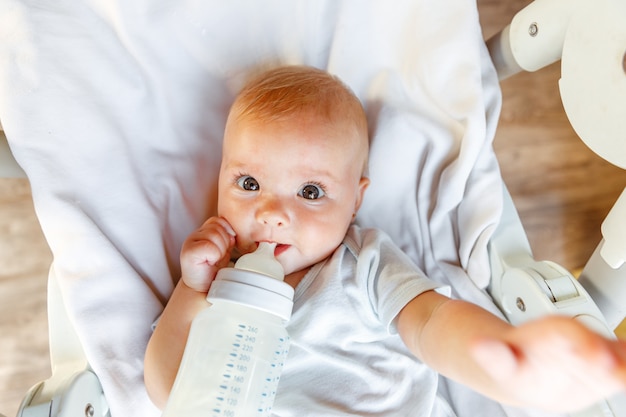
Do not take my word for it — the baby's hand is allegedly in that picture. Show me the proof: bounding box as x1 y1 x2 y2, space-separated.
471 316 626 413
180 217 236 292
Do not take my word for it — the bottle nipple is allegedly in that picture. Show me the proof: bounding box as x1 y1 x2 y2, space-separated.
234 242 285 281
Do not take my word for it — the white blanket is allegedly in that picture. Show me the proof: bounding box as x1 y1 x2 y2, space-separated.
0 1 549 416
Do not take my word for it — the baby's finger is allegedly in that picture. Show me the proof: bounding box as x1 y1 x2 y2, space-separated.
196 218 235 247
193 218 235 249
211 217 236 237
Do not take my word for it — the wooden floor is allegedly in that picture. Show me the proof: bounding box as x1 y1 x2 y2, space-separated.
1 1 625 415
0 179 51 417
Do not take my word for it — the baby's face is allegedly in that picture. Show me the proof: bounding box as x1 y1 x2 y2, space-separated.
218 114 369 278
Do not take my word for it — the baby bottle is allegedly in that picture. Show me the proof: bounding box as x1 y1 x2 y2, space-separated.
162 242 294 417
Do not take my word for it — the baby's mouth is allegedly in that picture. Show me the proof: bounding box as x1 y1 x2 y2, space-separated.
273 243 290 257
255 241 290 257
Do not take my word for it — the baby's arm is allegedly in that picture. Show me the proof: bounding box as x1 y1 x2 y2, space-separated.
144 217 235 409
397 290 626 413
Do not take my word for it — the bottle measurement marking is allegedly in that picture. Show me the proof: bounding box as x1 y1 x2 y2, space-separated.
214 323 262 415
202 315 287 417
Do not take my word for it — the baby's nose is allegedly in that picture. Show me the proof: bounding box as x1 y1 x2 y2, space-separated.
256 198 289 227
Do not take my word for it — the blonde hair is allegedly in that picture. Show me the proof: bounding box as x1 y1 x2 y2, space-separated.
228 66 369 169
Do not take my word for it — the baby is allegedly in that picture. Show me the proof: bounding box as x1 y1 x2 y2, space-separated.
145 65 626 415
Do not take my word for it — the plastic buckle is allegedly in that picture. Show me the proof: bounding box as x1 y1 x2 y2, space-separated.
17 369 110 417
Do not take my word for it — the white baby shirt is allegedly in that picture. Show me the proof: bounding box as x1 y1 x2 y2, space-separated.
272 225 454 416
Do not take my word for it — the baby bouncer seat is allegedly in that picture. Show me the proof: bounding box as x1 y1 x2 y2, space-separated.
1 0 625 416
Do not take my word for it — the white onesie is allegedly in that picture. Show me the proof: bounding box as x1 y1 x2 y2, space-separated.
272 225 455 416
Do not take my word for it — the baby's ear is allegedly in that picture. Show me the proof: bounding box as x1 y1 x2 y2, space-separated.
354 177 370 213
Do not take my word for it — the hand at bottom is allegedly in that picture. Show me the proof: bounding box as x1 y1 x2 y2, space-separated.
471 316 626 413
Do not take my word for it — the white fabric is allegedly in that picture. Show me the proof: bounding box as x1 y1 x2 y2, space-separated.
274 225 454 416
0 1 558 417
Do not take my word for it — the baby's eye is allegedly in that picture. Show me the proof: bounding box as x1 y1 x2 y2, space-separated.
299 184 325 200
237 176 260 191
